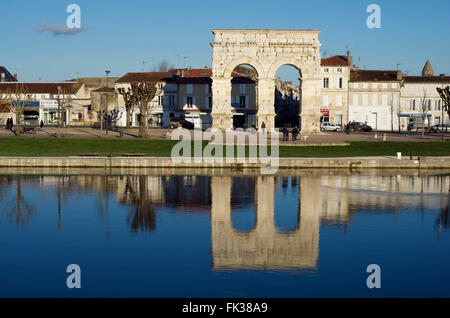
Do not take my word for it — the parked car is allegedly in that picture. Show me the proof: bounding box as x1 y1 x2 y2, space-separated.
169 118 194 129
350 122 373 132
429 124 450 133
320 122 341 132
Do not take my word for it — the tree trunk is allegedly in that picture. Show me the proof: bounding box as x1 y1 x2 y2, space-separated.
139 106 147 138
126 108 131 129
422 117 425 138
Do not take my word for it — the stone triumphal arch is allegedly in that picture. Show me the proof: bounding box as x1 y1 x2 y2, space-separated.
211 29 322 133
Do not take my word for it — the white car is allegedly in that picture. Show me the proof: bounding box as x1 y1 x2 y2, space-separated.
320 122 341 132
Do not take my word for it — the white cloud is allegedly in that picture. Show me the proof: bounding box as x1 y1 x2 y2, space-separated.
36 22 83 36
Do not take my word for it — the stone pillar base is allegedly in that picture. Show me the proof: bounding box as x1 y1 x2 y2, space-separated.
212 113 233 130
257 114 276 131
300 113 321 134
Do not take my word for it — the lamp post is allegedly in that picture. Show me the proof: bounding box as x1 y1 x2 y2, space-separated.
57 85 61 139
105 70 110 136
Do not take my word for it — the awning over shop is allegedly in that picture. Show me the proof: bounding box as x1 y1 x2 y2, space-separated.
400 114 432 118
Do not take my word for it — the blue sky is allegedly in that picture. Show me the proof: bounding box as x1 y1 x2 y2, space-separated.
0 0 449 82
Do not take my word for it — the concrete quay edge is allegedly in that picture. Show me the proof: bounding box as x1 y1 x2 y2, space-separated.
0 156 449 169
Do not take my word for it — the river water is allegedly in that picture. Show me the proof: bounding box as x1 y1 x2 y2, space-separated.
0 169 449 297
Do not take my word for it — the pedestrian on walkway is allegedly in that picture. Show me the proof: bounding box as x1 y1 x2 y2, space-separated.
9 118 14 131
282 125 289 141
261 121 266 135
292 126 299 141
40 120 44 129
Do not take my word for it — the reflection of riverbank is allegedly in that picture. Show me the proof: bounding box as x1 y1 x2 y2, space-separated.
1 171 449 269
1 167 450 177
1 156 450 169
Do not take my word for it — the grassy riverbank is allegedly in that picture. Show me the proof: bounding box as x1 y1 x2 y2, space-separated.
0 138 449 158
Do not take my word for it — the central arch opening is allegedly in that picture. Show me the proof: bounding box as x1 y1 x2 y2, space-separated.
274 64 302 129
230 64 258 129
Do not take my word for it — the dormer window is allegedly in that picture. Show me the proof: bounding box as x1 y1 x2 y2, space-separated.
337 68 343 73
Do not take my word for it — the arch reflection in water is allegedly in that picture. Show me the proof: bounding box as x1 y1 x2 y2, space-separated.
211 175 320 270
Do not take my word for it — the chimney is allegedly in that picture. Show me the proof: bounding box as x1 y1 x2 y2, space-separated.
347 51 353 69
397 70 402 81
14 73 18 81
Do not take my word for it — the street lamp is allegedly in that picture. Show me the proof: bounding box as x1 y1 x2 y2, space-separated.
57 85 61 139
105 70 111 136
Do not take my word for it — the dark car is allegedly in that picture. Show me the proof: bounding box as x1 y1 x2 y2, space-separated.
429 124 450 133
169 118 194 129
351 122 373 132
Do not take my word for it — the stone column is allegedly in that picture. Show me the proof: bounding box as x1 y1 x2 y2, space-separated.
211 176 233 269
300 77 321 134
211 77 233 130
298 175 320 268
257 78 276 131
255 176 275 238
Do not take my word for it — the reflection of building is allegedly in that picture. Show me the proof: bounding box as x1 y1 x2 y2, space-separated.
211 175 319 270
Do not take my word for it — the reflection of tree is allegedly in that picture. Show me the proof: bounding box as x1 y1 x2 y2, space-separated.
119 176 156 234
2 177 36 226
436 200 449 230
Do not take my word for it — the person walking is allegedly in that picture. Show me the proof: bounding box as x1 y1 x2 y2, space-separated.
292 126 299 141
9 118 14 131
261 121 266 135
5 118 9 130
40 120 44 129
282 125 289 141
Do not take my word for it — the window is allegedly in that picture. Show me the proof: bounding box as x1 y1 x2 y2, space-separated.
337 68 343 73
239 96 246 108
158 96 163 106
436 100 441 111
323 78 329 89
353 83 358 89
186 84 193 94
410 99 416 111
372 83 378 89
339 78 343 89
240 84 246 94
363 94 368 105
323 68 329 73
169 95 175 106
158 83 164 89
352 94 358 106
363 83 368 89
391 83 396 89
336 95 342 107
372 95 378 106
428 100 432 111
187 97 193 107
435 117 441 125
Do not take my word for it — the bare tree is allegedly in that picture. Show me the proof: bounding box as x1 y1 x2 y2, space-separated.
437 86 450 123
57 87 74 129
1 177 36 227
117 87 137 128
419 88 429 138
152 59 174 72
129 81 159 138
0 84 37 132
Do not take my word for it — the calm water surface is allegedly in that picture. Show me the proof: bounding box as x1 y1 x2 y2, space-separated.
0 170 449 297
